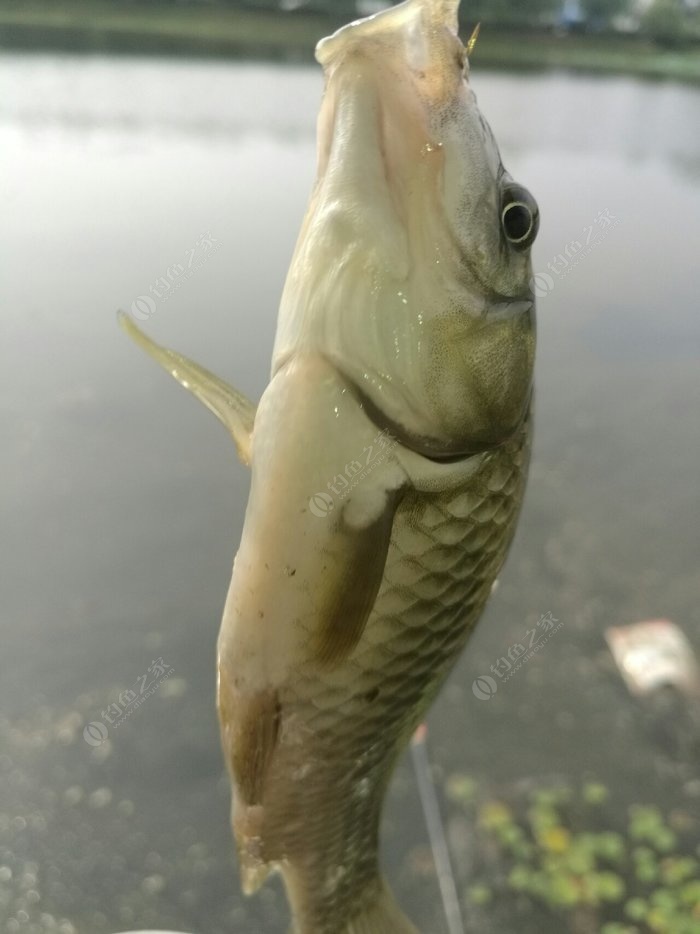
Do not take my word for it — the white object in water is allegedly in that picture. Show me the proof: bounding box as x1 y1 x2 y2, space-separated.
605 619 700 698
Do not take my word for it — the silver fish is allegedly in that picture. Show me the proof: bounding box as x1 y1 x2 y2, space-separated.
120 0 538 930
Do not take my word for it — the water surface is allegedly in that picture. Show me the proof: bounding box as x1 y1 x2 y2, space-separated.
1 54 699 933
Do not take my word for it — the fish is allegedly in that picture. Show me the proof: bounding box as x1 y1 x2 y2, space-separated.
119 0 539 930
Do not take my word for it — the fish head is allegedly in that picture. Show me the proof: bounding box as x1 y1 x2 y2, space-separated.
275 0 538 458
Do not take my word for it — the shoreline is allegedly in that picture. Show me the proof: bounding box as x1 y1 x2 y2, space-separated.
1 2 700 84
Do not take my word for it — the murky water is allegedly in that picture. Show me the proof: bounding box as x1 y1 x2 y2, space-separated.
1 53 699 933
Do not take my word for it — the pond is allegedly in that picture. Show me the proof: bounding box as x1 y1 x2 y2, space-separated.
1 52 699 933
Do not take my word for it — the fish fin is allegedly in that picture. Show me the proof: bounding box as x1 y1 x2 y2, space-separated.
218 354 409 685
231 801 274 895
219 677 280 893
313 491 398 667
344 878 418 934
219 680 281 806
117 310 256 465
239 847 272 896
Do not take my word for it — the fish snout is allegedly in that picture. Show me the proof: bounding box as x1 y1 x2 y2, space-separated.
316 0 463 90
315 0 468 165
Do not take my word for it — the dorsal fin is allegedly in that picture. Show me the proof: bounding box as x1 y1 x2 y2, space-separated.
118 311 256 466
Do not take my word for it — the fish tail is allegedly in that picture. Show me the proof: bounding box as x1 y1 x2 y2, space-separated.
343 878 419 934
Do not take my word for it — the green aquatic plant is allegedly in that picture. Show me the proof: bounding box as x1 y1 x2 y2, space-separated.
446 776 700 933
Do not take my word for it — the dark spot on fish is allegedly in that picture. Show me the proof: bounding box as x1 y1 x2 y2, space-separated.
365 687 380 703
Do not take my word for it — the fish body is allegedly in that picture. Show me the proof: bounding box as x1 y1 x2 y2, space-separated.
219 397 530 933
120 0 539 930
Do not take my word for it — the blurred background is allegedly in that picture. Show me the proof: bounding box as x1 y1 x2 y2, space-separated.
1 1 700 932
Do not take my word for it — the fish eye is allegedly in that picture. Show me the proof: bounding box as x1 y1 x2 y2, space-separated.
501 186 539 251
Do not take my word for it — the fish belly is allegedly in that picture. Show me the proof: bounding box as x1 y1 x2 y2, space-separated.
232 416 530 933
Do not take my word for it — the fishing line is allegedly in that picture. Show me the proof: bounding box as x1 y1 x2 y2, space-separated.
410 724 466 934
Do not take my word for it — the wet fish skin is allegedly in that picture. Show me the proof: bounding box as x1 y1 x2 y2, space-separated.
220 410 530 933
119 0 539 930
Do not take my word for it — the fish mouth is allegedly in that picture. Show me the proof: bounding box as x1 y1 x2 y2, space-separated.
316 0 462 88
314 0 467 180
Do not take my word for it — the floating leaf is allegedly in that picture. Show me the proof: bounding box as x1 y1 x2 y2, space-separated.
653 828 678 854
583 782 610 806
592 871 626 902
595 832 626 863
625 897 649 921
545 871 580 907
468 883 492 905
679 879 700 907
446 773 478 806
508 865 532 891
540 826 572 854
661 856 698 886
479 800 513 830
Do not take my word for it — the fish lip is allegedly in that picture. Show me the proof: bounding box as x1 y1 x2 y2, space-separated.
315 0 461 70
480 297 535 321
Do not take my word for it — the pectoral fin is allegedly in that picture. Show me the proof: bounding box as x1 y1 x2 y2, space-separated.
313 493 398 666
218 353 409 690
218 675 280 806
118 311 256 465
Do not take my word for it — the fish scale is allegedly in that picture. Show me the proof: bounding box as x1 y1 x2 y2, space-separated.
252 418 530 932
